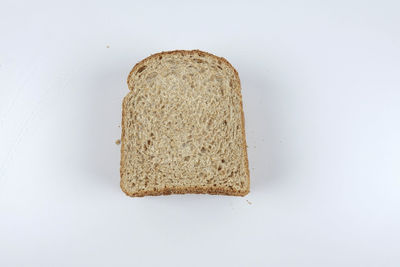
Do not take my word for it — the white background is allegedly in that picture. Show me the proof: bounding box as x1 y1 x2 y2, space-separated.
1 0 399 266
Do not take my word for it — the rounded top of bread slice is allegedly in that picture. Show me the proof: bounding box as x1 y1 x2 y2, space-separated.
127 50 241 93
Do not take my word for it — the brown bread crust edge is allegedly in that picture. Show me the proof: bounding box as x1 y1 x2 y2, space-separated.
120 50 250 197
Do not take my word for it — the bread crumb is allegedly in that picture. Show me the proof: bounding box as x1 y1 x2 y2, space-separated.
246 200 252 205
115 139 121 145
106 45 110 48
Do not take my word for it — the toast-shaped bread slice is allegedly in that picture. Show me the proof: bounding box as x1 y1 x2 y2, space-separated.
120 50 249 197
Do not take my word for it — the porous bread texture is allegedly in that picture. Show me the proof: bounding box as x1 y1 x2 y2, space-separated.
120 50 249 197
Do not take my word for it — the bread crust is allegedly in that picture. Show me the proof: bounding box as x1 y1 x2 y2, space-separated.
121 185 248 197
121 50 250 197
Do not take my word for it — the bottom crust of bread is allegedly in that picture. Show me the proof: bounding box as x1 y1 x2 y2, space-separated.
120 182 249 197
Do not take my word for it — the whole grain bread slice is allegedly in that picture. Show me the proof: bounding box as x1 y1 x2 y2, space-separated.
120 50 249 197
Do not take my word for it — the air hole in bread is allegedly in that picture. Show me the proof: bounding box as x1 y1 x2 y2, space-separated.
137 66 146 73
207 119 212 129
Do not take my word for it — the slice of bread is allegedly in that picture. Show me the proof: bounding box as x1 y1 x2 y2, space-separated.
120 50 249 197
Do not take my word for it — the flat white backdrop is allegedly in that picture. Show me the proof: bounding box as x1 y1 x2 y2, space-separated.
1 0 399 266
